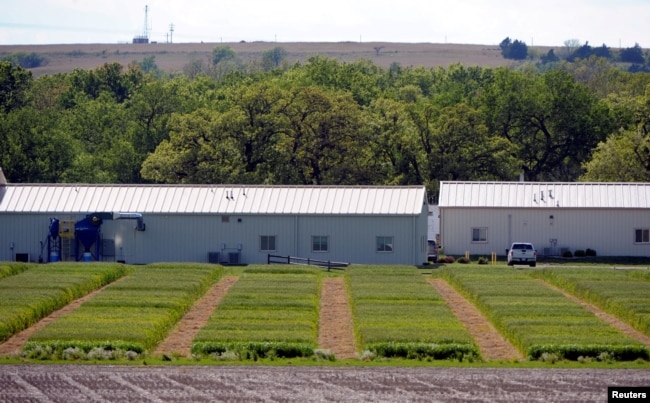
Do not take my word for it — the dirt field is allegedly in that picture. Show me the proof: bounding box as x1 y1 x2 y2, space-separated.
1 364 649 402
0 41 530 77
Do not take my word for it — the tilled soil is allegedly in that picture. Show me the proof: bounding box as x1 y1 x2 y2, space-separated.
318 277 358 359
427 278 524 361
1 365 648 402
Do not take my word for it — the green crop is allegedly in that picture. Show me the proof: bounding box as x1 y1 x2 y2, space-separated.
441 266 649 361
0 263 129 342
348 266 478 360
530 268 650 336
0 262 30 281
192 269 320 359
24 264 221 357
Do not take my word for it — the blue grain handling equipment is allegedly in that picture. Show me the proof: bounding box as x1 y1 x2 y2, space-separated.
47 212 145 262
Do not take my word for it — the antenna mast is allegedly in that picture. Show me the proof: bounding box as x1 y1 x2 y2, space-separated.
142 5 151 39
133 5 151 44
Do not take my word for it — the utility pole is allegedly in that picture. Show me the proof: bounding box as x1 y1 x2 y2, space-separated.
169 23 174 44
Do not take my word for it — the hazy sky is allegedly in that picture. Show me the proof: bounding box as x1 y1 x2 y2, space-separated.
1 0 648 47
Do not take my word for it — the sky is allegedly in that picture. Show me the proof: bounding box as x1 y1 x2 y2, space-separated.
1 0 649 48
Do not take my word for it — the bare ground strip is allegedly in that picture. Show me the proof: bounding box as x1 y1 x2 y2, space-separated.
0 279 123 356
318 277 358 359
427 278 523 361
154 275 239 357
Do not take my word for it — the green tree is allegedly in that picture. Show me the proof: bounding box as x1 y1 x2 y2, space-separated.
128 77 186 157
261 47 287 71
277 86 373 184
481 68 610 180
581 130 650 181
540 49 560 64
134 55 161 75
620 43 645 64
0 107 75 182
141 109 229 183
499 37 528 60
367 97 428 186
212 46 237 65
141 81 289 184
56 93 136 182
0 61 32 113
427 103 518 181
583 84 650 181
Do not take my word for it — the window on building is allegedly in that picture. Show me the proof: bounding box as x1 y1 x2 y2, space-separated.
376 236 394 252
312 236 329 252
635 229 650 244
260 235 276 251
472 227 487 243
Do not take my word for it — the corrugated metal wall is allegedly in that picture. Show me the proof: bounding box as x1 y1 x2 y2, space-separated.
440 207 650 257
0 210 428 265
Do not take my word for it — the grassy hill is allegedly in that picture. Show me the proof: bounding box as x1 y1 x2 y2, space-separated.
0 41 535 76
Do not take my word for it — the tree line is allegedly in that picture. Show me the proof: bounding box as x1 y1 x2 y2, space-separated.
500 38 649 73
1 46 650 199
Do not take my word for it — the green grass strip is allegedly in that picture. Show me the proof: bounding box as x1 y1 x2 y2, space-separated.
25 263 221 357
441 266 649 361
348 266 478 360
0 262 30 281
0 263 129 343
530 268 650 337
192 266 320 359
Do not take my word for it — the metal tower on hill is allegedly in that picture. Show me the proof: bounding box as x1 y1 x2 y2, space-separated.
132 5 151 44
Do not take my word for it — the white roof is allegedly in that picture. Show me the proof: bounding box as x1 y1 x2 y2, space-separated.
0 184 426 215
439 181 650 209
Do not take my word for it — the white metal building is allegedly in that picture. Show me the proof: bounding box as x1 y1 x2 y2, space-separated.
0 172 428 265
439 181 650 258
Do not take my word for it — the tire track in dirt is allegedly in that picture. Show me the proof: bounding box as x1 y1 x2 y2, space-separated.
536 279 650 347
154 275 239 357
0 278 125 356
318 277 358 359
427 278 523 361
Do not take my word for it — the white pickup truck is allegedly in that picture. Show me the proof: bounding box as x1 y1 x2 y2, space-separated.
507 242 537 267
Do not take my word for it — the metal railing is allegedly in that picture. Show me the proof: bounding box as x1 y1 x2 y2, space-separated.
267 254 349 271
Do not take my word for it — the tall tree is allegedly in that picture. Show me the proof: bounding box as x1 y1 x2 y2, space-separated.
581 130 650 181
277 86 373 184
0 61 32 113
481 68 611 180
583 84 650 181
261 47 287 71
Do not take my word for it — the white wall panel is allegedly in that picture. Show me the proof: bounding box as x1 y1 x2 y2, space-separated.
441 208 650 257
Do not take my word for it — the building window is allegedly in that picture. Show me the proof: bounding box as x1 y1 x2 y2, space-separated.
221 215 230 223
376 236 394 252
472 227 487 243
635 229 649 244
312 236 329 252
260 235 276 252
